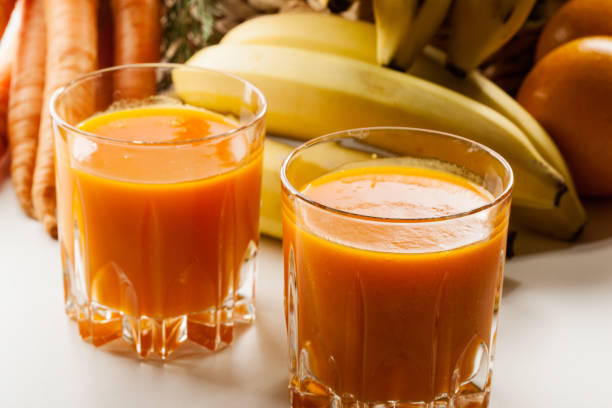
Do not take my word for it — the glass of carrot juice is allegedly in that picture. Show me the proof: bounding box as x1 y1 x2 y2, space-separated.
281 127 513 407
50 64 266 358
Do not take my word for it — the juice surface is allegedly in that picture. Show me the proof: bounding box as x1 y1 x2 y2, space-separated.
57 106 262 319
301 166 492 219
80 106 236 143
284 165 509 403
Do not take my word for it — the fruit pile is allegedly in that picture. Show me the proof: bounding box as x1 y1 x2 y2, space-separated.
518 0 612 197
1 0 610 243
186 0 609 241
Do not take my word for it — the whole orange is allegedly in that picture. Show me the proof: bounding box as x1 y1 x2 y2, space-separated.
517 36 612 197
536 0 612 61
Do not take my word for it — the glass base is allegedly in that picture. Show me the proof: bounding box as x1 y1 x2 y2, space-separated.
290 381 490 408
67 301 254 359
61 240 258 359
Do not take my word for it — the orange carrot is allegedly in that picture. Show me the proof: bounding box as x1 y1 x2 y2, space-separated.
0 22 17 166
32 0 97 237
0 50 12 163
110 0 160 99
7 0 46 216
0 0 16 40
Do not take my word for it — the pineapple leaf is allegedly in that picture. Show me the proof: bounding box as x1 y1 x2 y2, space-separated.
162 0 223 63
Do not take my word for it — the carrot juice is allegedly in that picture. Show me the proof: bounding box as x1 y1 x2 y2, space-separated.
282 130 512 407
55 105 264 357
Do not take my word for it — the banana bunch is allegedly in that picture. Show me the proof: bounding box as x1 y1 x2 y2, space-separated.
318 0 537 72
369 0 536 72
222 14 574 181
186 12 586 240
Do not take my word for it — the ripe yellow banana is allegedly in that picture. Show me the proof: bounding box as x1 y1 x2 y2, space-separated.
220 13 377 64
373 0 417 65
262 138 293 238
447 0 537 72
219 12 586 239
385 0 453 69
184 43 565 211
262 136 584 242
262 136 371 239
222 14 567 184
410 48 587 239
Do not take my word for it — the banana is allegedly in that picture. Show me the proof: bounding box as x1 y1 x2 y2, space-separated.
220 13 378 64
410 48 587 239
410 47 567 176
262 136 368 238
263 135 583 242
261 138 293 239
219 13 586 239
183 43 566 211
221 14 569 181
447 0 537 73
262 136 377 239
388 0 453 69
373 0 417 65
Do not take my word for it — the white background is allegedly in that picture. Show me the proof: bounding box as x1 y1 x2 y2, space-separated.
1 172 611 407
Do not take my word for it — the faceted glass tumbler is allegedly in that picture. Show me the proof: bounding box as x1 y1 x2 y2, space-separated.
51 64 266 358
280 128 513 407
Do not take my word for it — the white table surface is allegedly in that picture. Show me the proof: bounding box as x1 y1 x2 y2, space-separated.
1 170 611 408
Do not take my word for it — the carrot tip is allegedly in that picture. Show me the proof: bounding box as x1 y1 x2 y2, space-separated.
18 200 35 218
42 214 58 239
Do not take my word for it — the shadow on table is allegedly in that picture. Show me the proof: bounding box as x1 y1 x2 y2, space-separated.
102 307 289 404
500 199 612 300
512 198 612 256
502 198 612 299
501 277 521 298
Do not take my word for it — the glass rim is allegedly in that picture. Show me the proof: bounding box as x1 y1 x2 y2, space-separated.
49 63 268 146
280 127 514 224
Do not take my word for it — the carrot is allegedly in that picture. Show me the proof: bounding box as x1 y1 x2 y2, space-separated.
0 51 12 164
7 0 46 217
0 0 17 40
0 21 17 167
32 0 98 237
110 0 160 99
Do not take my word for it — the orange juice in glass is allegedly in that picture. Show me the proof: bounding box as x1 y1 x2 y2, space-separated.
51 65 266 358
281 128 513 407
